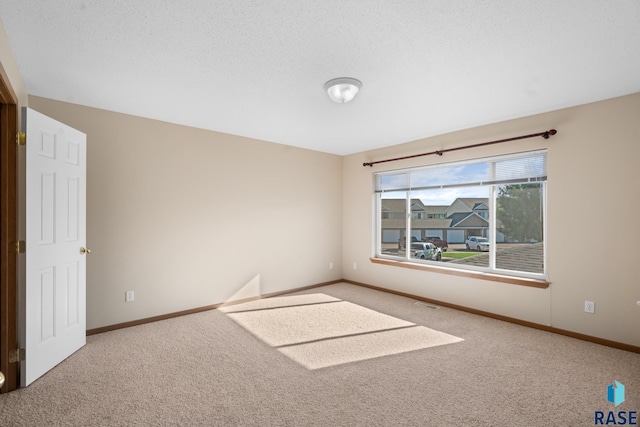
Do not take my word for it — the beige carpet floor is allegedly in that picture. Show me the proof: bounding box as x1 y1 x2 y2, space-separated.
0 282 638 426
220 293 463 369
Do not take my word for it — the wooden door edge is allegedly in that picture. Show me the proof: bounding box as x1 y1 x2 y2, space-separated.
0 67 19 392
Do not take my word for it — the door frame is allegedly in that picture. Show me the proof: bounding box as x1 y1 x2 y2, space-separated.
0 66 19 393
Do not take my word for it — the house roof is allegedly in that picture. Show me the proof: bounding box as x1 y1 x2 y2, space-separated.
1 2 638 155
382 200 454 213
381 199 429 211
381 199 490 229
423 206 449 214
448 212 489 228
454 198 490 211
380 199 407 212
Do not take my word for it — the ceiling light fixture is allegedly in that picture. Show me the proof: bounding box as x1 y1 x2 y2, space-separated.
324 77 362 104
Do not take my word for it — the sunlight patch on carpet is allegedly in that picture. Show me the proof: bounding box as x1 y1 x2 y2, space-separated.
220 293 340 314
220 293 464 369
280 325 463 369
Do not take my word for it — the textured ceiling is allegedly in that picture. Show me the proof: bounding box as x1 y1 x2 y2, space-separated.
1 1 639 155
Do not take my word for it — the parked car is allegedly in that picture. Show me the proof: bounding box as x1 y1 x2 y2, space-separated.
465 236 489 251
410 242 442 261
426 236 448 252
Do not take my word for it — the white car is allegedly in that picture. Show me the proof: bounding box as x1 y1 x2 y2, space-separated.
410 242 442 261
465 236 489 251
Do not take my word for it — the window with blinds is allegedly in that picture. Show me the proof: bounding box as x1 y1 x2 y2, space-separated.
375 151 546 193
374 150 547 279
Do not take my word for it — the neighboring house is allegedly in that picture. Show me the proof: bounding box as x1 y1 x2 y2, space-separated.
381 198 494 243
446 198 489 219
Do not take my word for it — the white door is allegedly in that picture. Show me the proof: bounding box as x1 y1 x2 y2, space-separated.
22 108 87 386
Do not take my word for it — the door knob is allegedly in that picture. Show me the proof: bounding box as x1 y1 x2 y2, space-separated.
80 247 91 255
0 371 5 389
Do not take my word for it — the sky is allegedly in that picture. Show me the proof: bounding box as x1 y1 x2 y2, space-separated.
377 152 545 205
379 163 490 205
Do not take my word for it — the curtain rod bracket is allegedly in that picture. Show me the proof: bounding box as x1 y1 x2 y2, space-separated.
362 129 557 168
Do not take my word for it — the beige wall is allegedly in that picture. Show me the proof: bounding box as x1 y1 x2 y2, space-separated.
343 92 640 347
4 21 639 345
28 96 344 329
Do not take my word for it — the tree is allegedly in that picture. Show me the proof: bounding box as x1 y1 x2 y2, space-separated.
496 184 543 242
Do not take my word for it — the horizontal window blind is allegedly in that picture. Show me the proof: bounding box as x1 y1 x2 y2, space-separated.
375 150 546 193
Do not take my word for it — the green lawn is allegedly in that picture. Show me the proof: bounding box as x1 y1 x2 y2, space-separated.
442 252 481 259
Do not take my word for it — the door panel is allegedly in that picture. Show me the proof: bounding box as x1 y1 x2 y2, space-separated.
23 108 87 386
447 230 465 244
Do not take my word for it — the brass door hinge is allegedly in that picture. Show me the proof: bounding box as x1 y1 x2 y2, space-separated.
15 240 25 254
9 348 25 363
16 132 26 146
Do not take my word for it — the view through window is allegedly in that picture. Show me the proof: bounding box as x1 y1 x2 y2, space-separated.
375 150 546 278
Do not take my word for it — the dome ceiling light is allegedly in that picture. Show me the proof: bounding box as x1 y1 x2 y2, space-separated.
324 77 362 104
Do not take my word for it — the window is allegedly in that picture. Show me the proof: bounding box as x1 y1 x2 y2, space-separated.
427 213 446 219
375 150 546 279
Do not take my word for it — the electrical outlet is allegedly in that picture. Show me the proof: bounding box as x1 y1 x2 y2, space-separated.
329 262 334 270
126 291 134 302
584 300 595 314
352 262 357 270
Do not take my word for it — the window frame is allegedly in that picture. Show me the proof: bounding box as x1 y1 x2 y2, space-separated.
373 150 548 283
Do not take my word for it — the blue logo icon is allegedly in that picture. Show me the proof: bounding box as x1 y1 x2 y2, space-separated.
608 381 625 407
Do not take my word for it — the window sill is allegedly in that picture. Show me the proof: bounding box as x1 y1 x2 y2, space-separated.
370 257 549 289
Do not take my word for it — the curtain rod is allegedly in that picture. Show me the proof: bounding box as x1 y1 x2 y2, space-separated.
362 129 557 167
